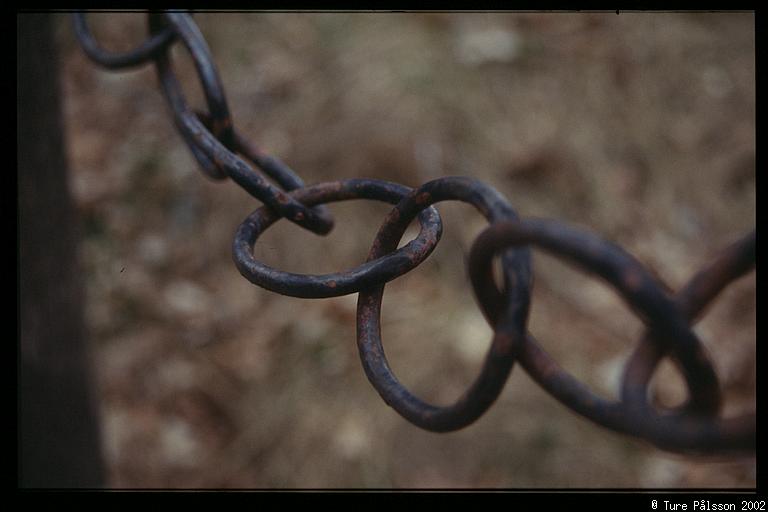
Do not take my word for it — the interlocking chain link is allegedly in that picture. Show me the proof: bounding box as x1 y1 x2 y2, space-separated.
72 11 756 455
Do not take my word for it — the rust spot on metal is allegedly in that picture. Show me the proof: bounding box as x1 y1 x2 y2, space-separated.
415 192 431 205
623 267 644 292
492 330 515 357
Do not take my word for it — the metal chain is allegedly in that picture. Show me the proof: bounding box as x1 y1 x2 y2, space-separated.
72 11 756 455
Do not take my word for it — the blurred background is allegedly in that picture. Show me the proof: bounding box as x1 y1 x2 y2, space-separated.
55 11 754 488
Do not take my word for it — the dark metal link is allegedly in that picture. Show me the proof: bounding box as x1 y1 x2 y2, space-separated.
621 231 755 413
619 231 756 453
357 177 532 432
469 220 754 453
469 219 721 414
233 179 442 298
146 12 229 180
161 12 236 151
72 11 755 456
147 12 335 234
72 12 178 69
195 109 328 201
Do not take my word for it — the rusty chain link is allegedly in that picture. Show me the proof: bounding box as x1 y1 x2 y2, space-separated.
72 11 755 455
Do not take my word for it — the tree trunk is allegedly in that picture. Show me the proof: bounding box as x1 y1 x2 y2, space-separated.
18 13 105 488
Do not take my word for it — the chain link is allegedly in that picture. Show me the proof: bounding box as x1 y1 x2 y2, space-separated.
72 11 756 455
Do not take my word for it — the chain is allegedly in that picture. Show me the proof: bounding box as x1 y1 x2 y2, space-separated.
72 11 756 455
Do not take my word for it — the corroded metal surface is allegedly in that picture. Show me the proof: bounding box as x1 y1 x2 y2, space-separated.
73 11 756 455
468 221 755 453
357 177 532 432
234 179 443 298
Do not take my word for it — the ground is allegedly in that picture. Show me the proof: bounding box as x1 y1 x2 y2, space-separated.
56 11 755 488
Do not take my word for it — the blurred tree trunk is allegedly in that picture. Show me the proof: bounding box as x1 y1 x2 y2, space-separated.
18 13 105 488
